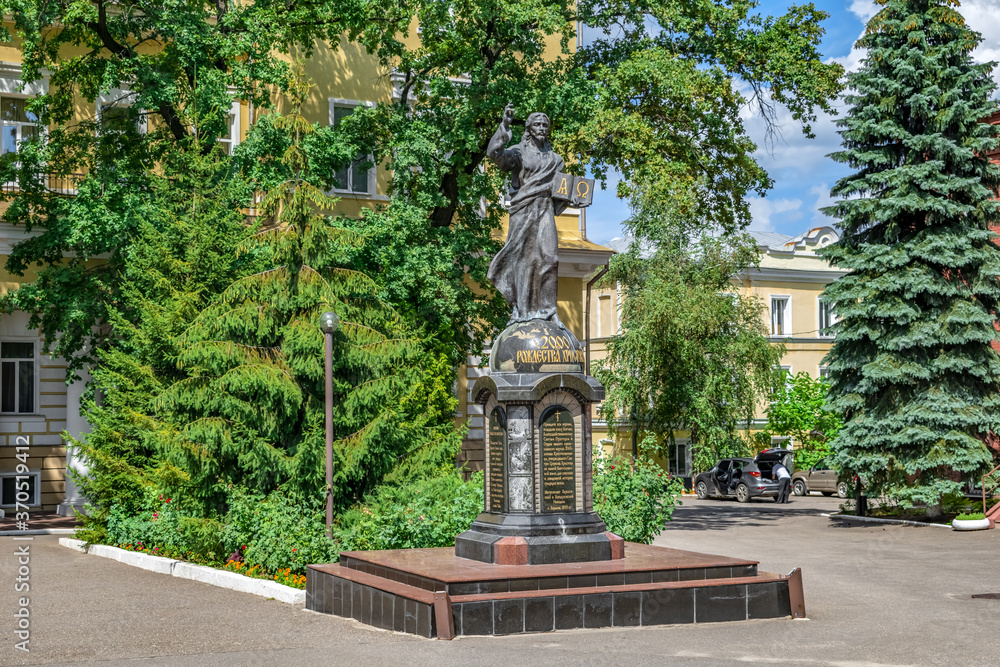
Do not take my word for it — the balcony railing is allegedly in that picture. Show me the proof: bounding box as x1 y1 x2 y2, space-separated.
2 173 87 195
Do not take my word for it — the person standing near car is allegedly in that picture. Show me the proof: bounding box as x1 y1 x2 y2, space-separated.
773 461 792 503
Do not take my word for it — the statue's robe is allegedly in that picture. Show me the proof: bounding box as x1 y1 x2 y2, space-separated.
487 124 567 323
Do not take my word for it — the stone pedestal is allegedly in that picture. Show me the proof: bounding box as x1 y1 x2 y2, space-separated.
455 320 613 565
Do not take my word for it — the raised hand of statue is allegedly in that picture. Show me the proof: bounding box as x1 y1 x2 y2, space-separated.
501 103 514 131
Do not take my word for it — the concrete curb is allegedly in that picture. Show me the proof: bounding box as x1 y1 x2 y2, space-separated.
822 513 952 529
59 538 306 604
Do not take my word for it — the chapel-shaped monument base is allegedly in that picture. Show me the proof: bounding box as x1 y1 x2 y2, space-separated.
453 320 616 565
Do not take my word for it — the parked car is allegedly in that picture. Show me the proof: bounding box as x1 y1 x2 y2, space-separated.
791 458 849 498
694 448 795 503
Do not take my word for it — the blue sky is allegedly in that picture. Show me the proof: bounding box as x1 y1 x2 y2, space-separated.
583 0 1000 244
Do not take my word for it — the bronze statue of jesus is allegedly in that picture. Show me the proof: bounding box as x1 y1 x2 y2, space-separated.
487 104 568 324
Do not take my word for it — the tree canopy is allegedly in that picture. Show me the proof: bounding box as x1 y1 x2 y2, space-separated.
765 371 842 470
820 0 1000 513
594 228 786 472
0 0 844 375
0 1 845 519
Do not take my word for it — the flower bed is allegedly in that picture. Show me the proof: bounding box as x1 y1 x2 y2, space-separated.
115 542 306 589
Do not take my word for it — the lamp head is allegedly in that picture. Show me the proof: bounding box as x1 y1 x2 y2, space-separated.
320 311 341 334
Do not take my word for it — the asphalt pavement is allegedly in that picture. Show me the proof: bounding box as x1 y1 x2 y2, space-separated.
2 493 998 666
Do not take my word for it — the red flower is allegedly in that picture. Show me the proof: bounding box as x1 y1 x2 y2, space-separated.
610 466 615 470
292 548 297 552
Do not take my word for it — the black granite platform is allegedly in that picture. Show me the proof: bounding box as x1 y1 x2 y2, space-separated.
305 543 804 638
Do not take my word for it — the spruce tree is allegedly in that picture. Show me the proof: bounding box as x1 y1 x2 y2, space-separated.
821 0 1000 514
71 145 260 535
157 66 462 515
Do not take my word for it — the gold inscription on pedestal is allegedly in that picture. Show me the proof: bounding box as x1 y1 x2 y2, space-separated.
488 408 506 513
540 407 576 512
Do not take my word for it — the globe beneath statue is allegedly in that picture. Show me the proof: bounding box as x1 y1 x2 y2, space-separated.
489 319 585 374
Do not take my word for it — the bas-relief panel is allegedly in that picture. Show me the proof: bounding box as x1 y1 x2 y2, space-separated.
507 405 534 511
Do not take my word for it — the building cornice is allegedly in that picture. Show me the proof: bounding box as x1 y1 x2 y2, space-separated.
744 266 849 283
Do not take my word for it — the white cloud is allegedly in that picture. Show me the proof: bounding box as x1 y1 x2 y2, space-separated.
747 196 803 232
808 183 837 226
964 0 1000 73
848 0 878 22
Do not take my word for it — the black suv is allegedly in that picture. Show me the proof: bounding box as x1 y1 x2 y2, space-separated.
693 449 794 503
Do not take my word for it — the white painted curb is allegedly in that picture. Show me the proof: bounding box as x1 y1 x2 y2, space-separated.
59 538 305 604
172 562 305 604
822 513 952 529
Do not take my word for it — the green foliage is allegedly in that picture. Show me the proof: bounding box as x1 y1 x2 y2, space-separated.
333 0 843 366
0 0 349 373
765 371 842 470
692 434 759 475
106 490 226 559
68 148 258 536
955 513 986 521
593 441 683 544
595 232 785 474
334 472 484 551
820 0 1000 512
154 67 460 515
222 487 340 575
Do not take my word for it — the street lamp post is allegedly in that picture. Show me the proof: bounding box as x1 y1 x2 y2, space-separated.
320 310 341 534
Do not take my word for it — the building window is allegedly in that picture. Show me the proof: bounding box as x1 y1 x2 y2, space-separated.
818 298 837 337
329 100 373 194
217 113 236 155
668 441 691 477
1 95 37 154
770 296 790 336
1 342 34 414
0 471 40 507
99 103 147 135
819 365 831 380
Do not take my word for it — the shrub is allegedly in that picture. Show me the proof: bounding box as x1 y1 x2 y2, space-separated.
105 489 226 559
593 446 683 544
334 472 484 551
955 512 986 521
222 486 340 574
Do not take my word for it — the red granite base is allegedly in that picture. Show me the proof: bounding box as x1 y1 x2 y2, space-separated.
306 543 804 638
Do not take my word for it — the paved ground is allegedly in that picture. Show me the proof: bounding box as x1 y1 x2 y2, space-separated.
1 494 998 666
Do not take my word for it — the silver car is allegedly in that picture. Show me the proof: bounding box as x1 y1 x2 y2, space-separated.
791 458 849 498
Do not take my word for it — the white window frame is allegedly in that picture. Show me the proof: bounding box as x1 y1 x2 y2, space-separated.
770 295 791 337
328 98 376 196
215 101 241 155
819 365 830 380
818 297 837 338
0 340 37 415
0 470 41 508
0 69 49 190
0 93 40 156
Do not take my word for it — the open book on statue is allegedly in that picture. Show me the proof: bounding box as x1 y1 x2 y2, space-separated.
551 172 595 208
